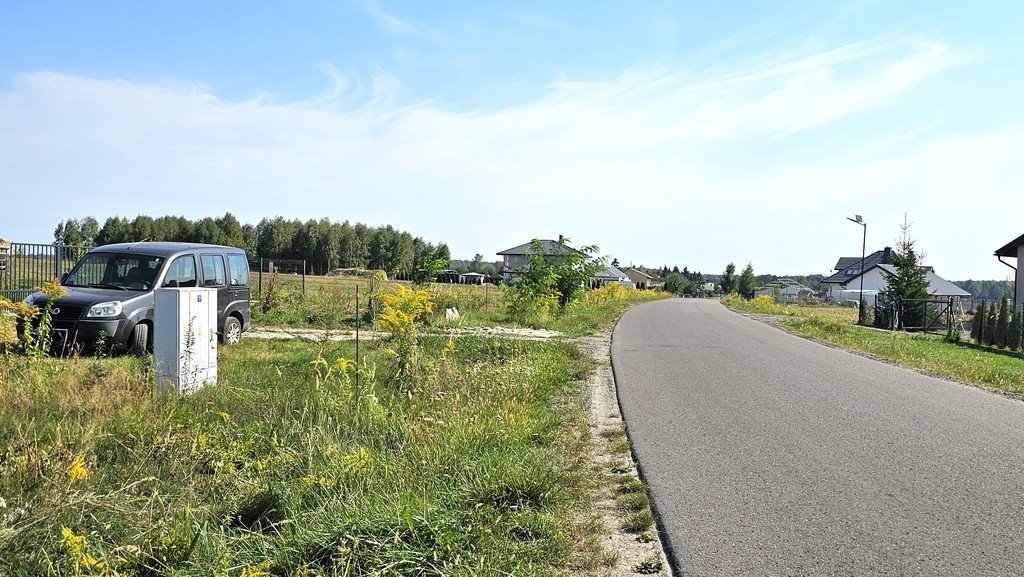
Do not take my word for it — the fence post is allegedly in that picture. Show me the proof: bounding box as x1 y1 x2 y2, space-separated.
258 258 263 296
302 260 306 298
53 243 62 280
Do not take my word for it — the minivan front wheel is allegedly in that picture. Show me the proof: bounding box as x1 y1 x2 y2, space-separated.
129 323 150 356
222 316 242 344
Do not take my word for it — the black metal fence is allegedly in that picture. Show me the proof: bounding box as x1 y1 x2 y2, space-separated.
873 295 962 334
0 242 89 302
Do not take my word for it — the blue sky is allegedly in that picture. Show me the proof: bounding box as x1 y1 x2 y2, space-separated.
2 1 1022 279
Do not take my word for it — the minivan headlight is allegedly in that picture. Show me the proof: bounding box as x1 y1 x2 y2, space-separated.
23 293 38 306
87 301 122 318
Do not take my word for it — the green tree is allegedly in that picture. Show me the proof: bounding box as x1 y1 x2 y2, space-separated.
664 272 689 296
738 263 756 299
410 248 449 286
721 263 737 294
884 221 929 329
985 305 997 346
971 301 986 343
995 296 1010 348
1008 307 1022 352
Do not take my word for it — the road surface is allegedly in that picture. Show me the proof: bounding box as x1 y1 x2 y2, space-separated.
611 299 1024 576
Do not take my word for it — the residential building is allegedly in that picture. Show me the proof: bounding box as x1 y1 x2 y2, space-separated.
995 233 1024 309
496 237 583 283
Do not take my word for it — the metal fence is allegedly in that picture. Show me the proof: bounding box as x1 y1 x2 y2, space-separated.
0 242 89 302
249 257 307 297
872 295 965 334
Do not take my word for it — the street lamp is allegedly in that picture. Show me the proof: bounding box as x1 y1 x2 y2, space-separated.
847 215 867 325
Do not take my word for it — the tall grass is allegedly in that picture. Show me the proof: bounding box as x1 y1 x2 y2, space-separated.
0 334 602 575
784 316 1024 394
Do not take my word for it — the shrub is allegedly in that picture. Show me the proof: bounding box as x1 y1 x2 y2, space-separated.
971 301 986 343
1009 307 1022 352
995 296 1010 348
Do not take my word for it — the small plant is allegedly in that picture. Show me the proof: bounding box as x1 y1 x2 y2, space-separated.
633 556 663 574
622 510 654 533
617 491 650 513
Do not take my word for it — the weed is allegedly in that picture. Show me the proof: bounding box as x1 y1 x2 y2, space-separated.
634 556 664 574
617 491 650 513
622 510 655 533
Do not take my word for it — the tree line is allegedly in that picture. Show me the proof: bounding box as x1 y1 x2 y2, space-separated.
53 214 451 277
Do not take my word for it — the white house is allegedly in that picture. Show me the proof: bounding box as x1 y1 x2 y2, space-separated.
591 265 632 287
823 247 894 300
826 261 969 303
995 233 1024 310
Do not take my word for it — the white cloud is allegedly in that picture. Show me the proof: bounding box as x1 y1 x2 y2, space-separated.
1 36 1018 279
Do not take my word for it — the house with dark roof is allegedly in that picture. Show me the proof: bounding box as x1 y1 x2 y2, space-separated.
823 247 894 301
824 246 969 303
496 237 584 283
995 233 1024 309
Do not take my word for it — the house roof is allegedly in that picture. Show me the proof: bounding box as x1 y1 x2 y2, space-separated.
823 247 893 284
623 267 656 280
593 265 628 280
995 233 1024 258
497 239 583 256
459 272 485 277
836 263 970 297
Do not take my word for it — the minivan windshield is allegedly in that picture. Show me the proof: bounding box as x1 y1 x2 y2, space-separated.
64 252 166 291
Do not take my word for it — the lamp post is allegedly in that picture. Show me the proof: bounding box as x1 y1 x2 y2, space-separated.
847 215 867 325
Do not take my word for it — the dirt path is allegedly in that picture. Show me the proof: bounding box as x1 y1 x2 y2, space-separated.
245 325 560 342
580 332 670 576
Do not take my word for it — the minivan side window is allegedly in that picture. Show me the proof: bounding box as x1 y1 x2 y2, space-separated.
162 255 197 287
200 254 227 287
226 254 249 287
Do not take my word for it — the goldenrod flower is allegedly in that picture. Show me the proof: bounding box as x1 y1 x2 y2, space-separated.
68 455 90 484
331 357 352 373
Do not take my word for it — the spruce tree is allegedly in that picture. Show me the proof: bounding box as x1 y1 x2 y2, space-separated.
721 263 737 294
995 296 1010 348
738 263 757 300
971 301 985 343
885 220 929 329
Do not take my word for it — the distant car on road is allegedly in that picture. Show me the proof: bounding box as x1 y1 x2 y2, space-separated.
23 242 251 355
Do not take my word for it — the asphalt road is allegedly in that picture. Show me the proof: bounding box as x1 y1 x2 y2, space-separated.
611 299 1024 577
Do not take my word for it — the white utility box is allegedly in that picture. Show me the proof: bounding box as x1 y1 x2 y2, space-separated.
154 287 218 394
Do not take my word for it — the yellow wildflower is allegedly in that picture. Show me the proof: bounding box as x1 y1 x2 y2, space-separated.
240 560 272 577
340 446 371 476
331 357 352 373
218 411 231 423
68 455 90 485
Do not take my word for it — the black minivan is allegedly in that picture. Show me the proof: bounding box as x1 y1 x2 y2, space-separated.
23 242 251 354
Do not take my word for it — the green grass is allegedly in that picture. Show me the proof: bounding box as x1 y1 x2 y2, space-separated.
0 334 605 576
784 315 1024 395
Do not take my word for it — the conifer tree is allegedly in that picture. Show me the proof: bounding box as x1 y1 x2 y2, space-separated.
885 219 929 329
995 296 1010 348
971 301 985 342
1008 307 1022 352
985 305 998 346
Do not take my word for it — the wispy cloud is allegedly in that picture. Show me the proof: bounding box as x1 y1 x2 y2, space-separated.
358 0 444 41
1 36 1014 278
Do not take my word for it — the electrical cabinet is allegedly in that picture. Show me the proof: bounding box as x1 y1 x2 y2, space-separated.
154 287 217 394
